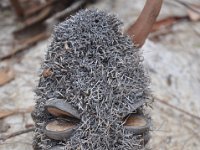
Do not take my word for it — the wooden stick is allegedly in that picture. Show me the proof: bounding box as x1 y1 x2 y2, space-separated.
0 128 35 141
0 106 34 119
126 0 163 48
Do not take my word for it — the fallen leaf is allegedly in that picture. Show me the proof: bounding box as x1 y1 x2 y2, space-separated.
0 67 15 86
187 9 200 21
42 68 53 77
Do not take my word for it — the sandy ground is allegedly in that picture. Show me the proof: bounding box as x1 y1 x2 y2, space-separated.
0 0 200 150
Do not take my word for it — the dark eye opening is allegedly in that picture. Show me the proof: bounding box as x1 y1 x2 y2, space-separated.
94 19 99 23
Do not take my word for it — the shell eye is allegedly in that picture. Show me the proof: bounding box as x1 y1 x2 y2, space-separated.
45 99 80 120
47 107 73 117
123 114 149 135
124 114 146 127
94 19 99 23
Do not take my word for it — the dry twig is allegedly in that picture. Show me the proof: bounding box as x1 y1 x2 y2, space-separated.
151 16 187 32
0 127 35 141
156 97 200 121
0 106 34 119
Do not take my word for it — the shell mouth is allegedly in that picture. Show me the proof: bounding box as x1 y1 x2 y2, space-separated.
46 119 75 132
45 118 77 141
123 114 149 134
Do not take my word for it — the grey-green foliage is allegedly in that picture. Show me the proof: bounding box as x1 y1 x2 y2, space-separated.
32 9 151 150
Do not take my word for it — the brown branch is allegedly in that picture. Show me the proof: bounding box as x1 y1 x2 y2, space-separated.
156 97 200 121
151 16 187 32
0 128 35 141
126 0 163 48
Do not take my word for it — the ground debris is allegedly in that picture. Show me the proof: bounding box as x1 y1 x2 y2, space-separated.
0 106 33 119
0 127 35 142
0 67 15 86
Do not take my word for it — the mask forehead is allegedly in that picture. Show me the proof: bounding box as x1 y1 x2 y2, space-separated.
32 9 151 150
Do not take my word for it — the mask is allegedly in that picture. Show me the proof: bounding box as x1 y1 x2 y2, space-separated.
32 9 151 150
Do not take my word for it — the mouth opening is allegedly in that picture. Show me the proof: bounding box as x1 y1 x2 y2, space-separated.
46 118 76 132
45 118 77 141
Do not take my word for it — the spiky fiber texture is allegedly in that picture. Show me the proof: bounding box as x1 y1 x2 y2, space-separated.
32 9 151 150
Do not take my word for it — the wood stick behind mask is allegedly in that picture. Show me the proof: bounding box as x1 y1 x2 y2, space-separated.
126 0 163 48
